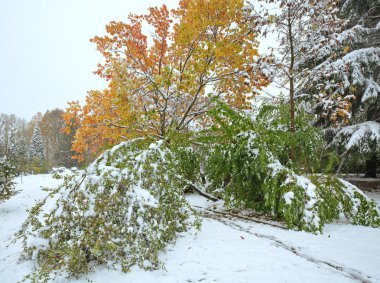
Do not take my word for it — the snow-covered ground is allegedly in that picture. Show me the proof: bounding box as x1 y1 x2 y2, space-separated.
1 174 380 283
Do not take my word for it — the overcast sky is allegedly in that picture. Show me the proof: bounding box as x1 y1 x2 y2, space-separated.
0 0 178 120
0 0 279 121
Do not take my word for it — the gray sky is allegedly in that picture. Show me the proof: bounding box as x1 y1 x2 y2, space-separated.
0 0 177 120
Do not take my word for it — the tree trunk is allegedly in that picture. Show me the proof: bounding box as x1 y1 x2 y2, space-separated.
336 153 347 174
365 155 377 178
287 15 296 161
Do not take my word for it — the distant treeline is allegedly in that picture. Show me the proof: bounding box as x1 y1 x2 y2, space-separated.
0 109 78 174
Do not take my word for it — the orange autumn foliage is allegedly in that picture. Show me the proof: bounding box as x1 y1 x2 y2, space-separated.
65 0 270 161
63 82 142 162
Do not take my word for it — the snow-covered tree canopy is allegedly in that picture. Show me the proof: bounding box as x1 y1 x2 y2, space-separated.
341 0 380 29
255 0 380 126
301 47 380 124
0 114 26 161
330 121 380 154
295 0 380 126
29 123 45 163
255 0 348 82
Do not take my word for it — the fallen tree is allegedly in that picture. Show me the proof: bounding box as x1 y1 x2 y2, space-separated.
15 139 200 282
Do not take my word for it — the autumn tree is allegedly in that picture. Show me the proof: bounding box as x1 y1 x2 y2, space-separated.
40 108 78 168
63 82 136 162
65 0 269 161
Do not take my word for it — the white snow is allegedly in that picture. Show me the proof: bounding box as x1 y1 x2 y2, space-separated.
310 47 380 103
332 121 380 152
284 191 294 205
1 175 380 282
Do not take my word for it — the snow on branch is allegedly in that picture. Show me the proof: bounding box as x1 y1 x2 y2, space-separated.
332 121 380 152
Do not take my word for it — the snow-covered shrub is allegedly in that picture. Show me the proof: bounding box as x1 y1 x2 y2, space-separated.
16 139 200 282
0 156 17 201
266 161 380 232
202 103 380 233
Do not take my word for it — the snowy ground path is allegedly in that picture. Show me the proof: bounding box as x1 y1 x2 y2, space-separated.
200 210 374 282
1 174 380 283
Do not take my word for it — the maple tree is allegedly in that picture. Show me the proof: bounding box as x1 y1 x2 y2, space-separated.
65 0 269 161
63 82 137 162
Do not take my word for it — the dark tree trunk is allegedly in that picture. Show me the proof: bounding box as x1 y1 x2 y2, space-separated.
287 15 296 161
365 156 377 178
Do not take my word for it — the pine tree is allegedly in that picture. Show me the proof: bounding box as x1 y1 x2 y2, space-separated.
341 0 380 29
257 0 379 175
29 124 46 172
0 156 17 201
292 0 380 175
11 137 28 174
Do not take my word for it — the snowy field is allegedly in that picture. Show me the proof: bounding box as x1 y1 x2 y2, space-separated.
1 174 380 283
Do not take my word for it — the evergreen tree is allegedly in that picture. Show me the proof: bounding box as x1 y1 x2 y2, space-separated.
341 0 380 29
296 0 380 175
0 156 17 201
29 124 46 172
292 0 380 122
257 0 379 175
330 0 379 176
10 136 28 174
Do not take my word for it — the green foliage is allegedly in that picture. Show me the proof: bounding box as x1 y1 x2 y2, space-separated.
0 156 17 201
28 157 48 175
13 101 380 282
16 139 200 282
207 100 324 172
265 164 380 232
198 102 380 233
173 146 202 185
255 103 323 172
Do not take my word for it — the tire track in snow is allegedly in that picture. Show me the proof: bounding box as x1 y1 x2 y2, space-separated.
200 210 375 283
